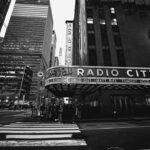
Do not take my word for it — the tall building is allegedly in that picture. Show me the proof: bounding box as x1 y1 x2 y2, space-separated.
0 0 53 101
72 0 150 118
45 0 150 119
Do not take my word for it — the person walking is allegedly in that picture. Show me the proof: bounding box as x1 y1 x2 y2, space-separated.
58 103 63 123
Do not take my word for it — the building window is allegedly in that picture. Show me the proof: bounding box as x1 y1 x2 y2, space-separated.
100 25 109 46
100 25 107 33
100 19 106 25
99 8 105 19
87 18 93 24
114 34 122 46
87 24 94 31
88 48 97 66
110 7 115 14
88 33 95 46
87 8 93 18
103 49 112 66
116 49 126 66
112 25 119 32
111 18 118 25
102 34 109 46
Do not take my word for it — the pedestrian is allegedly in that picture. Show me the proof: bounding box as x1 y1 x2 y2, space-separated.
50 103 55 122
58 103 63 123
77 103 82 119
70 103 75 123
40 103 45 117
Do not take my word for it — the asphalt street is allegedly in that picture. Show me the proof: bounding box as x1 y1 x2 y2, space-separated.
79 120 150 150
0 109 31 125
1 109 150 150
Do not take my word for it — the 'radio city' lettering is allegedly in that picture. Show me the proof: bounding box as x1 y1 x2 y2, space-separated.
126 69 147 77
77 68 119 77
46 66 150 79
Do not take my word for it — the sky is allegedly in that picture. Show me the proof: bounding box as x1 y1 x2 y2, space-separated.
50 0 75 64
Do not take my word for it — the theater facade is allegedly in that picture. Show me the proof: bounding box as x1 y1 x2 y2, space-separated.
45 66 150 119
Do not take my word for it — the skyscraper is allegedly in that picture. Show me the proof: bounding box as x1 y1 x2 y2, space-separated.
0 0 54 100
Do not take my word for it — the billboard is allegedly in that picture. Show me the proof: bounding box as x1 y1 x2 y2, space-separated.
45 66 150 86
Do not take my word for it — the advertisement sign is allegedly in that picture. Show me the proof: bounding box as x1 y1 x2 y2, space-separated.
45 66 150 86
65 21 73 66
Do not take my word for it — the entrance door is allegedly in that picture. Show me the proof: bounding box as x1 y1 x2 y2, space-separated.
112 95 133 117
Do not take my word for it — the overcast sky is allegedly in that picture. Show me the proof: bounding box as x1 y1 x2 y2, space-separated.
50 0 75 64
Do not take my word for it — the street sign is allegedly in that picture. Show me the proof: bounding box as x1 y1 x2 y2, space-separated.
37 71 43 78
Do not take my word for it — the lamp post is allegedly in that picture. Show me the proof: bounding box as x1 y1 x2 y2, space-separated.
37 71 44 116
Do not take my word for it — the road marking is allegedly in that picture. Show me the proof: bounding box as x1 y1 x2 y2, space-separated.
14 122 77 126
6 134 73 139
1 123 80 133
4 124 78 128
0 122 87 147
0 130 80 134
0 139 87 147
0 127 79 130
7 123 78 127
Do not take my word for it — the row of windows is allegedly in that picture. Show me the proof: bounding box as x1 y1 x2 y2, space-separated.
86 6 126 66
110 7 126 67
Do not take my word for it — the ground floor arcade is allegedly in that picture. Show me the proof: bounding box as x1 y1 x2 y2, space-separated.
45 66 150 119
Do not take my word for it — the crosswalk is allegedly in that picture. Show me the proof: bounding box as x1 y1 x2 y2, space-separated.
0 122 87 149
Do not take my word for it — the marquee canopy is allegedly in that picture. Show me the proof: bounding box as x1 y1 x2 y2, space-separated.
45 66 150 97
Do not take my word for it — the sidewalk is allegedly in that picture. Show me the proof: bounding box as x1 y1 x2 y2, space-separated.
23 114 150 123
76 116 150 123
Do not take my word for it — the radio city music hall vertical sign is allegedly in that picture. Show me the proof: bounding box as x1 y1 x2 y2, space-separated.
65 21 73 66
45 66 150 86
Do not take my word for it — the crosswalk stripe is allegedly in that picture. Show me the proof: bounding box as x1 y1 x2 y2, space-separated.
6 134 73 139
6 124 78 127
0 127 79 130
0 130 80 134
0 139 87 147
4 125 78 128
12 122 78 126
0 122 87 147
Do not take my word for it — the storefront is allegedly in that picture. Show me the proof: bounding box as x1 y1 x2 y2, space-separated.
45 66 150 118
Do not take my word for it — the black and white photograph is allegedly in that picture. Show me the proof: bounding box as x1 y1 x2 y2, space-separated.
0 0 150 150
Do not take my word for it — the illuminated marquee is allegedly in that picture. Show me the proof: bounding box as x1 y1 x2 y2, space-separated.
45 66 150 86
